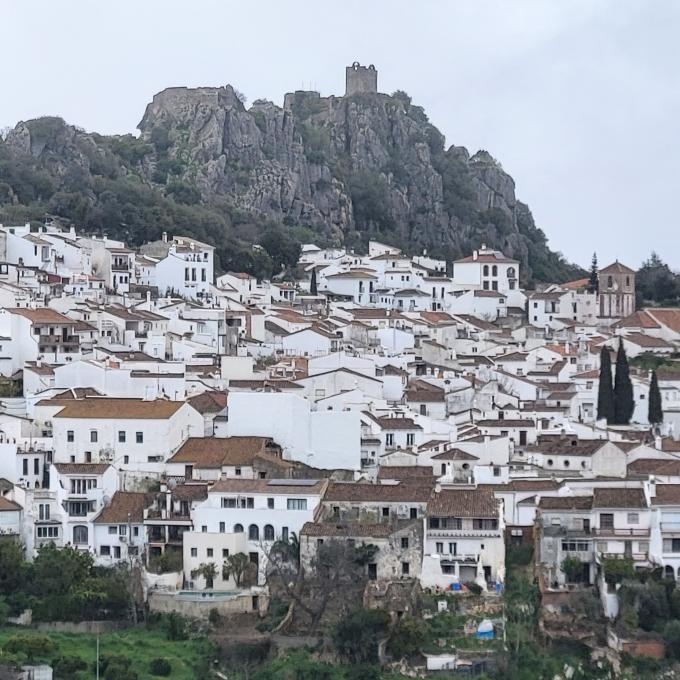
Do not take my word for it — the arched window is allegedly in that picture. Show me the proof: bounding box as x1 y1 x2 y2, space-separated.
483 265 489 276
73 525 88 545
507 267 516 279
626 276 630 286
492 265 498 277
233 523 243 533
248 524 259 541
665 565 675 579
264 525 275 541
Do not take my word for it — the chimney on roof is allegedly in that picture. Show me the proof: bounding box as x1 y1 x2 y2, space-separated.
472 250 478 261
162 231 168 243
434 482 441 494
655 435 662 450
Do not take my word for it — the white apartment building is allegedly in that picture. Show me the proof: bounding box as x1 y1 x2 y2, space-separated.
51 397 203 478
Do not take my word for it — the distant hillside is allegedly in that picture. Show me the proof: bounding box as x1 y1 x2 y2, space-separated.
0 81 584 283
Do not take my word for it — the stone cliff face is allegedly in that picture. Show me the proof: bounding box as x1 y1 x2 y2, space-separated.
0 84 581 282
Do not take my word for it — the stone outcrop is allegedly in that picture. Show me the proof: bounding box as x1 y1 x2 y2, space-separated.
0 82 581 282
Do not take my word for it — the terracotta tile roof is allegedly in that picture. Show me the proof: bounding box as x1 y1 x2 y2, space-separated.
647 309 680 334
94 491 152 524
431 449 479 461
187 391 227 414
0 496 22 511
53 398 185 419
324 481 432 503
377 465 434 481
477 419 534 428
427 488 498 518
53 463 111 475
600 261 636 275
624 332 673 348
538 496 593 510
348 308 406 320
593 487 646 509
525 438 607 456
505 479 561 491
627 458 680 476
453 314 498 331
405 380 445 402
325 271 377 279
374 415 422 431
455 253 518 264
419 311 456 324
168 437 285 468
652 485 680 505
210 478 326 495
661 438 680 452
473 290 505 298
7 308 76 324
54 387 102 400
24 361 56 376
562 278 590 290
613 310 661 330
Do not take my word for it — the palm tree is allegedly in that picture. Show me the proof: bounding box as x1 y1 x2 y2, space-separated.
191 562 217 590
222 552 250 588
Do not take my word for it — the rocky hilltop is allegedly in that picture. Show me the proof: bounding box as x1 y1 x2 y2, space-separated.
0 76 582 283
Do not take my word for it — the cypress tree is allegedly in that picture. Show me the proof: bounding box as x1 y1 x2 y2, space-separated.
613 339 635 425
310 267 318 296
648 369 664 425
597 346 614 423
588 253 599 294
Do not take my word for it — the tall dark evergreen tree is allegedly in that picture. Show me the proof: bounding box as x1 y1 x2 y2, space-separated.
613 339 635 425
597 346 614 423
648 369 664 425
588 252 599 294
310 267 318 296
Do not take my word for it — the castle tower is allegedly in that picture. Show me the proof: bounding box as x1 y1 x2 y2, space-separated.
345 62 378 96
598 261 636 322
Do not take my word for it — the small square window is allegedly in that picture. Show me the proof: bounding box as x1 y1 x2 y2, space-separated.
401 537 409 549
627 513 639 524
207 548 213 557
135 432 144 444
191 548 197 557
118 431 126 443
222 548 229 558
267 498 274 509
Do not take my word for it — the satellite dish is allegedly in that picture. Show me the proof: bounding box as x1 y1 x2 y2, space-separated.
102 495 111 506
168 478 178 490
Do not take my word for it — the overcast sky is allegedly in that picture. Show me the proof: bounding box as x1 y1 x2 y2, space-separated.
4 0 679 269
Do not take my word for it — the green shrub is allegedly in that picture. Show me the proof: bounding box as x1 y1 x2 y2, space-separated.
52 654 87 678
149 657 172 676
165 611 188 641
332 608 390 664
464 581 483 595
4 633 57 662
96 654 138 680
664 620 680 660
387 615 426 659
